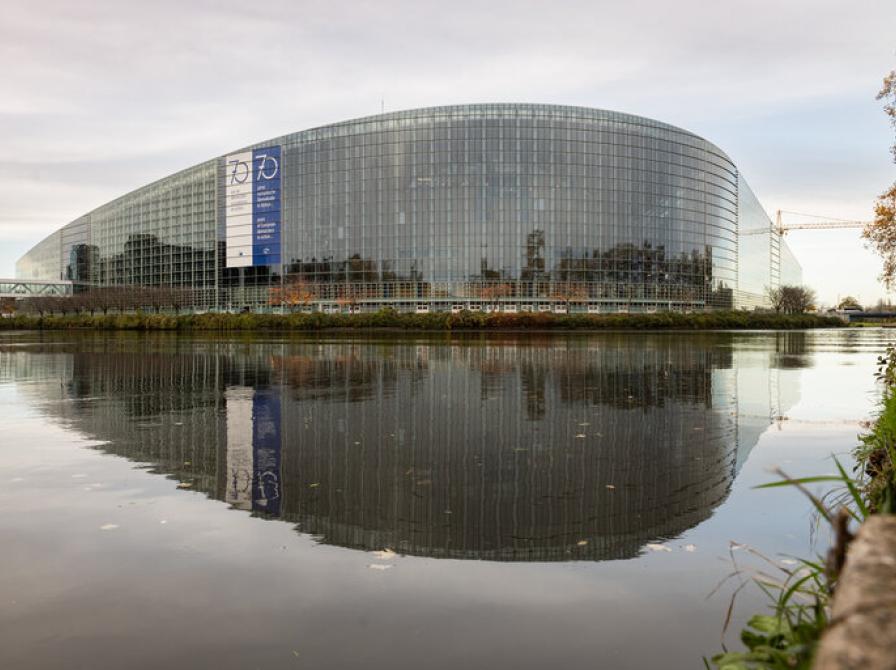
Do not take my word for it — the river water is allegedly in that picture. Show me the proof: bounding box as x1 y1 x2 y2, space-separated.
0 329 891 669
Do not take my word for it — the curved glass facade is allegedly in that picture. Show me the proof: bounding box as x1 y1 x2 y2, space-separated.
15 104 800 311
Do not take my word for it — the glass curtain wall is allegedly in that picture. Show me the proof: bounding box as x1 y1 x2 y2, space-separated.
253 104 739 311
17 105 799 312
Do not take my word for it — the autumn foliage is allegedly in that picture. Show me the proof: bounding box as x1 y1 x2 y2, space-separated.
863 69 896 288
268 278 317 309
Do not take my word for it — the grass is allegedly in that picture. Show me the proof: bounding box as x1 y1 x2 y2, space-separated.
706 462 865 670
0 309 844 332
855 345 896 513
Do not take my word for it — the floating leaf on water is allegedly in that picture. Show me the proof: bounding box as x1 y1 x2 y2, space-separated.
308 483 320 488
646 543 671 552
373 549 397 560
780 558 798 566
575 434 586 439
99 524 118 531
577 540 588 547
367 563 393 571
176 482 193 489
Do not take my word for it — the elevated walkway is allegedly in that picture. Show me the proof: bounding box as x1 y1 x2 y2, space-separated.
0 279 73 299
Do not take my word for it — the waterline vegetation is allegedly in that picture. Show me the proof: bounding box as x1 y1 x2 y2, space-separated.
0 310 843 332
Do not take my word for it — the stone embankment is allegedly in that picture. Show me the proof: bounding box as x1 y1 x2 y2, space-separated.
814 516 896 669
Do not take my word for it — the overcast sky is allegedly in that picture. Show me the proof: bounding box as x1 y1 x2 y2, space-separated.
2 0 894 306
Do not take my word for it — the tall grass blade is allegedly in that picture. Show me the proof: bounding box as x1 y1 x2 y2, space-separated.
833 457 869 519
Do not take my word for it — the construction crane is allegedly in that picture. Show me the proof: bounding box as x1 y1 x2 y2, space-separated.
740 210 871 236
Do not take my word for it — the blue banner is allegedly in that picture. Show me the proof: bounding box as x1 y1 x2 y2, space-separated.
251 146 281 266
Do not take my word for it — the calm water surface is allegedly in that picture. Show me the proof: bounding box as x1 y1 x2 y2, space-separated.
0 329 891 669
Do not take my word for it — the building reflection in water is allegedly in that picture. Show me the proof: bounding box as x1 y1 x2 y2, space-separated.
0 333 806 561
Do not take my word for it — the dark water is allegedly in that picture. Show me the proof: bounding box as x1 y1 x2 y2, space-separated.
0 329 890 669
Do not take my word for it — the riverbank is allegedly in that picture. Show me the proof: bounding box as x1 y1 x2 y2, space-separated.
710 345 896 669
0 310 844 332
813 349 896 669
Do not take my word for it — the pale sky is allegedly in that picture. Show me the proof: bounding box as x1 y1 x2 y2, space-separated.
1 0 894 307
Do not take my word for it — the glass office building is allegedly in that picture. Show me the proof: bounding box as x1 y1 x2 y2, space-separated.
16 104 800 312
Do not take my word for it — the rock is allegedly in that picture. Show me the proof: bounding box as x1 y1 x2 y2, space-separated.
814 515 896 669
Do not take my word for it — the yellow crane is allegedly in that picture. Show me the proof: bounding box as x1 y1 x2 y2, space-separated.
740 210 871 236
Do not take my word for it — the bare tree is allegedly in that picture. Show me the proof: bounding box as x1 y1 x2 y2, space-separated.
79 291 99 315
94 288 114 315
22 297 49 316
782 286 816 314
47 296 72 315
766 286 786 313
767 285 815 313
108 287 131 313
170 287 193 314
74 289 91 314
144 287 166 314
